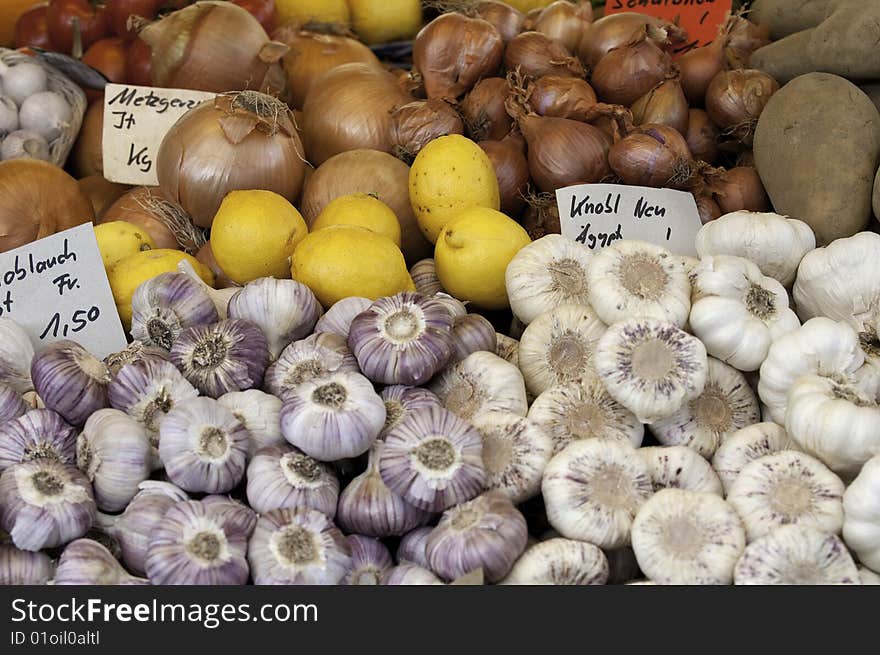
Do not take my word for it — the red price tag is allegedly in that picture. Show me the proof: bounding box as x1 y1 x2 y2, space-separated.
603 0 734 54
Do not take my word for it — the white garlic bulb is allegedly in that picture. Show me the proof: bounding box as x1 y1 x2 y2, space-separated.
500 539 609 585
843 454 880 572
429 351 528 422
0 318 34 393
637 446 723 495
246 445 339 516
218 389 284 456
711 422 800 494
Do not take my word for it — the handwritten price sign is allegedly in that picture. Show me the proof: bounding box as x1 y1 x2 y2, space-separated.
604 0 734 53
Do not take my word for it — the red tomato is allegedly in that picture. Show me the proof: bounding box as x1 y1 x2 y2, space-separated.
14 4 55 51
232 0 276 33
105 0 161 40
46 0 109 55
125 34 152 86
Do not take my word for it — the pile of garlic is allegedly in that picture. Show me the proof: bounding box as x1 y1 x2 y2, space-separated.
1 209 880 585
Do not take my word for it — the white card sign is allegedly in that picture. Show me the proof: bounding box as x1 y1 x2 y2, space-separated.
0 224 128 358
555 184 703 256
102 83 215 186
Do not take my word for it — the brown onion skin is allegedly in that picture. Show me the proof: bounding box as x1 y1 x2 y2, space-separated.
460 77 513 142
608 124 694 189
413 13 504 101
479 138 530 217
99 187 183 250
630 78 689 136
705 69 779 146
695 193 722 224
678 41 726 106
726 15 770 59
713 167 771 213
71 100 104 178
474 1 525 43
685 109 719 165
578 12 684 69
77 177 131 220
505 31 585 80
533 1 593 53
590 34 671 106
527 76 597 120
390 99 465 162
520 200 561 239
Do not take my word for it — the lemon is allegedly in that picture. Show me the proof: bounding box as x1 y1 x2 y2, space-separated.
435 207 531 311
312 193 402 247
275 0 350 26
349 0 422 45
210 190 309 285
93 221 156 269
409 134 500 244
107 249 214 329
292 225 415 307
504 0 556 11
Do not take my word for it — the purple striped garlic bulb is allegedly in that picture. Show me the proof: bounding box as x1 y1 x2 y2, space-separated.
246 444 339 516
263 332 358 399
0 408 77 471
130 272 220 351
0 384 27 423
343 535 394 585
378 385 441 440
30 340 111 426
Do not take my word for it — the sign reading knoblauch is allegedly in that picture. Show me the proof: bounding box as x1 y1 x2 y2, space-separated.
102 83 215 186
555 184 702 256
603 0 734 53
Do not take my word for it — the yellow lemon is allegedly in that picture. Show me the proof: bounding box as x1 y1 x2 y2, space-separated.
93 221 156 269
312 193 402 247
275 0 350 26
107 249 214 329
349 0 422 45
409 134 500 244
292 225 415 307
210 190 309 285
435 207 531 310
504 0 556 11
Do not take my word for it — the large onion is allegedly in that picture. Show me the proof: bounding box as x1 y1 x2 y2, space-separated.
532 0 592 53
301 63 412 166
630 77 689 136
390 99 465 162
578 12 685 69
480 136 530 216
0 160 94 253
705 69 779 146
590 29 673 106
608 124 694 189
505 31 584 80
300 149 432 263
460 77 513 141
524 75 597 120
100 187 203 252
71 101 103 178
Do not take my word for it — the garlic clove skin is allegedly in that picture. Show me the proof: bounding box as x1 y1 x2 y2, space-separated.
842 454 880 572
396 526 433 567
495 333 520 366
429 351 528 422
246 444 339 517
382 562 444 585
313 297 372 338
711 422 800 495
171 319 270 398
0 459 95 551
860 567 880 585
343 534 394 585
158 397 250 494
264 332 359 399
30 340 111 426
379 406 485 512
0 543 54 584
410 258 444 296
348 291 455 386
54 539 149 585
638 446 724 495
0 408 77 472
0 317 35 393
280 371 385 461
426 490 528 583
379 385 442 440
177 259 238 318
104 342 170 377
0 384 27 423
448 313 497 364
431 292 468 319
500 538 609 585
505 234 593 326
248 507 352 585
146 499 251 585
218 389 284 456
200 495 258 539
130 272 220 351
227 277 323 361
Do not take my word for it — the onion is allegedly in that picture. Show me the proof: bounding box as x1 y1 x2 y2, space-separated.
630 76 689 135
590 29 673 106
157 91 306 228
685 109 720 165
139 1 288 96
524 75 597 120
0 160 94 253
694 193 722 224
272 22 382 110
77 176 130 220
100 187 204 253
532 1 592 53
578 12 686 69
505 31 584 80
726 14 770 59
390 99 464 162
479 136 530 216
71 101 103 178
710 166 771 213
413 13 504 101
705 69 779 146
300 149 432 263
608 124 694 189
677 41 726 106
473 1 525 43
459 77 513 142
301 63 412 166
520 192 561 239
737 150 756 168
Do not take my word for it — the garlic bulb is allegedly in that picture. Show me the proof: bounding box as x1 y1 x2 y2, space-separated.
429 351 528 422
344 535 393 585
638 446 723 495
695 211 815 287
200 495 258 538
382 562 444 585
227 278 323 360
264 332 359 399
594 318 708 424
0 543 54 584
248 507 351 585
0 408 77 471
313 297 372 338
246 444 339 516
130 272 220 351
54 539 148 585
104 342 170 376
177 259 238 318
77 409 151 512
171 319 270 398
650 357 760 458
410 259 444 296
449 313 497 364
30 340 111 426
842 454 880 572
426 491 528 583
495 333 520 366
280 371 385 461
336 444 430 538
218 389 283 455
542 439 653 549
501 539 609 585
518 303 605 397
689 255 800 372
0 459 95 551
471 411 552 504
396 526 433 567
505 234 593 326
432 292 468 319
861 567 880 585
588 240 691 328
378 386 440 442
349 292 454 386
0 317 35 393
0 383 27 423
95 480 188 576
711 423 800 494
146 499 251 585
158 397 250 494
527 379 644 454
379 406 485 512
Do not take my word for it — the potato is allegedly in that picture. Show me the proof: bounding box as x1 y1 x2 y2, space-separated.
751 2 880 84
749 0 844 40
753 73 880 245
